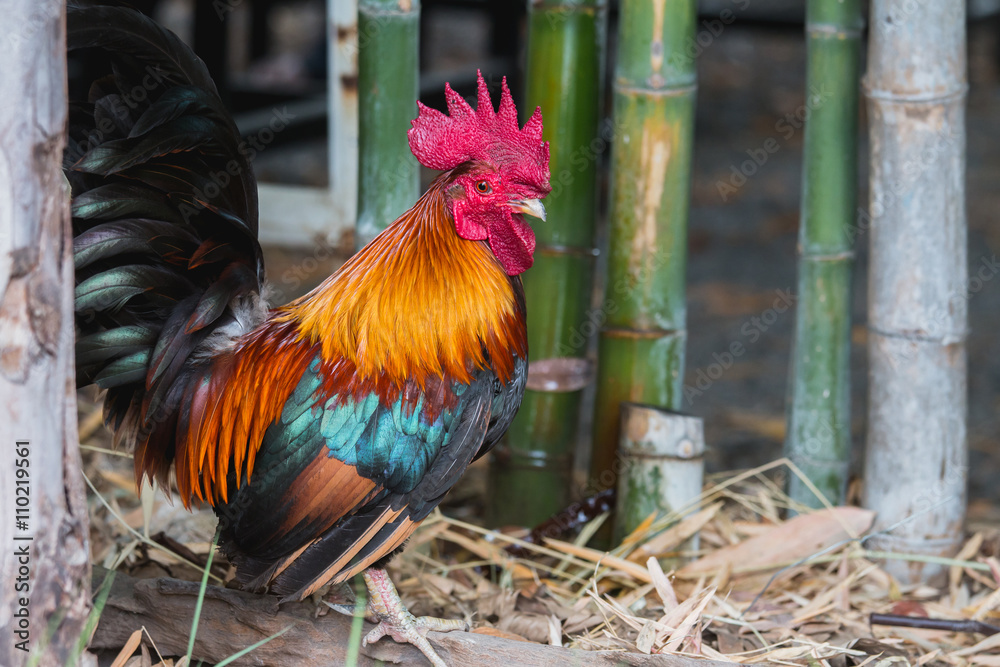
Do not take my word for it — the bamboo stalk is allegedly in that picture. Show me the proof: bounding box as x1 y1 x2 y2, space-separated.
783 0 862 508
862 0 968 583
488 0 607 526
355 0 420 249
590 0 696 504
615 405 704 565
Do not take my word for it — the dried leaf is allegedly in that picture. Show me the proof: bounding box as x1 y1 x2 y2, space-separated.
647 557 678 612
630 502 723 562
472 626 530 642
111 629 143 667
636 621 656 654
620 511 658 548
678 507 875 579
951 533 984 592
662 587 715 653
547 614 563 646
543 538 652 583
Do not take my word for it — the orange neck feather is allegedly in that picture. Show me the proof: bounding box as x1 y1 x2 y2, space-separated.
277 171 527 389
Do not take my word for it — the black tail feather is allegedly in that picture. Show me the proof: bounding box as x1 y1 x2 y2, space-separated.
68 2 263 469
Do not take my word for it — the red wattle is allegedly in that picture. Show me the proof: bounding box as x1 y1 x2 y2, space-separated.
488 210 535 276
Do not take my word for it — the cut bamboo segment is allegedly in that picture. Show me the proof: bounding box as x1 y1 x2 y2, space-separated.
783 0 862 508
590 0 696 501
355 0 420 249
862 0 968 583
615 404 704 564
489 0 607 527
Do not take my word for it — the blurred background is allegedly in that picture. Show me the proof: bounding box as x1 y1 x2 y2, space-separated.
86 0 1000 524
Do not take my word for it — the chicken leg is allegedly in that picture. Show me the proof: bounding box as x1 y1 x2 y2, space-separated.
332 567 467 667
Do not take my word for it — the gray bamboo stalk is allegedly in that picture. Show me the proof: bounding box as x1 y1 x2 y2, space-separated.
0 1 94 664
355 0 421 249
862 0 968 583
784 0 862 508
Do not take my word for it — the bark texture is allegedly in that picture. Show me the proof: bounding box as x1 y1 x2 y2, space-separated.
0 1 93 665
90 571 742 667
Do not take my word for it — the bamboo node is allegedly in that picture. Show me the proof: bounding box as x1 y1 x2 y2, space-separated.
526 358 593 392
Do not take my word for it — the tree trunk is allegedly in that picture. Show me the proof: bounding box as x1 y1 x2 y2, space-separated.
488 0 607 527
862 0 968 583
0 2 93 665
784 0 862 509
355 0 421 248
590 0 695 501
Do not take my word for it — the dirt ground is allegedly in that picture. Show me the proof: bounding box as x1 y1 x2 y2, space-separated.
253 18 1000 518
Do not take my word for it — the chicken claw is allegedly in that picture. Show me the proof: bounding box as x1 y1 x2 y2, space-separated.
331 567 467 667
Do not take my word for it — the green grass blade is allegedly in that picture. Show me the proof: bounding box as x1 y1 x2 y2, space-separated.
213 625 293 667
185 529 220 662
65 568 116 667
344 575 369 667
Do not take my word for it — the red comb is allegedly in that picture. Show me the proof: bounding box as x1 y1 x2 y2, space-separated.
408 71 550 189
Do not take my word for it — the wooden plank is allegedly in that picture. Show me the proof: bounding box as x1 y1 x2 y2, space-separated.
328 0 358 234
256 183 352 248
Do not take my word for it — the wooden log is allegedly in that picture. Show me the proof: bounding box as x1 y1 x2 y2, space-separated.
0 2 94 665
615 404 704 554
89 570 744 667
861 0 968 583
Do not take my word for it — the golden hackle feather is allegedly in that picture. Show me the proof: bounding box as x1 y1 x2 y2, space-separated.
277 171 526 389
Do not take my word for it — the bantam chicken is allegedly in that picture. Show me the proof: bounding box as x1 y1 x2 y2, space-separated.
68 3 549 665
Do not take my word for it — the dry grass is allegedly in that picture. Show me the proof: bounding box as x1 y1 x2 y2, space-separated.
79 393 1000 666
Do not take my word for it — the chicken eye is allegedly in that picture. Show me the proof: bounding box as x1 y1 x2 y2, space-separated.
475 180 492 194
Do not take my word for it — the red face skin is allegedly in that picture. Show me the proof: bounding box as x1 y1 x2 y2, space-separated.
446 167 550 276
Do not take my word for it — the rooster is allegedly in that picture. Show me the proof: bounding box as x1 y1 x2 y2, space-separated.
68 3 549 665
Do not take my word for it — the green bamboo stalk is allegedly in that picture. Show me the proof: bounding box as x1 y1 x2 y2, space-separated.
488 0 607 527
783 0 861 508
589 0 696 511
356 0 420 249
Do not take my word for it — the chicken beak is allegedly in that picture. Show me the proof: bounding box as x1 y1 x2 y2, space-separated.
509 198 546 222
